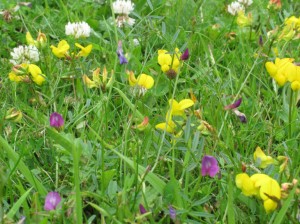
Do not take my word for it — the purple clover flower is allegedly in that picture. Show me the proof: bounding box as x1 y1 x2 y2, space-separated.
50 112 64 129
117 40 128 64
201 155 220 177
44 192 61 211
180 48 189 61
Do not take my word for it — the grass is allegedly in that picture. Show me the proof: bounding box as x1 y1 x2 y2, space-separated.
0 0 299 223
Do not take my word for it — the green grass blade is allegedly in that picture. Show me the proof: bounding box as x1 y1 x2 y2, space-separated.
6 187 33 219
0 136 47 195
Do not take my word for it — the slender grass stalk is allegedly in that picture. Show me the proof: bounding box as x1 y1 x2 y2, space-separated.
288 90 293 139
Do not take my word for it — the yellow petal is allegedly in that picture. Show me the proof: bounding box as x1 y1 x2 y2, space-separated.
291 81 300 91
265 62 277 77
82 74 97 88
51 40 70 58
137 74 154 89
26 32 35 45
128 71 137 86
178 99 195 110
76 43 93 57
235 173 257 196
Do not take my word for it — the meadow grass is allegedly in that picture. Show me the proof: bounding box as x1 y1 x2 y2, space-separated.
0 0 299 223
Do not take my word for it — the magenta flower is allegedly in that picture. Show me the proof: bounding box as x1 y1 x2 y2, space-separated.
180 48 189 61
224 98 242 110
117 40 128 64
44 192 61 211
201 155 219 177
50 112 64 128
139 204 147 214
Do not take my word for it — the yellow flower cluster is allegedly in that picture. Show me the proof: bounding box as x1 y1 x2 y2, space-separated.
265 58 300 91
155 99 194 134
236 11 253 27
50 40 92 59
278 16 300 41
236 173 281 213
9 63 46 85
82 67 114 90
157 48 182 75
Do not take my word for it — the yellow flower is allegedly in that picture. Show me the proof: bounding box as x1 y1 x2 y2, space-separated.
26 31 47 48
168 99 194 117
82 67 113 90
5 108 23 122
236 173 281 213
128 71 154 89
8 64 28 82
28 64 46 85
50 40 70 58
155 112 176 133
158 48 181 73
237 11 253 27
251 174 281 213
284 16 300 30
75 43 93 57
235 173 257 196
253 146 275 168
286 63 300 91
265 58 295 86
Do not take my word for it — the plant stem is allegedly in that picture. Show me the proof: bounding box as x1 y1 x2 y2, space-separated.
288 90 294 139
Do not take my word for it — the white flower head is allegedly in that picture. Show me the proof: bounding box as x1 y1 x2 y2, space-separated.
227 2 245 15
112 0 134 15
116 15 135 27
238 0 253 7
10 45 39 65
65 21 91 39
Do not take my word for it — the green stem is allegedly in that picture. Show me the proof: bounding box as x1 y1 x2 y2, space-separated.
288 90 294 139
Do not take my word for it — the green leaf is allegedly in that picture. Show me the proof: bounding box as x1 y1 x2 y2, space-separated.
6 187 33 219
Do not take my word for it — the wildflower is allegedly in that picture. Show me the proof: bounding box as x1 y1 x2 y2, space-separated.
8 63 46 85
50 40 70 58
238 0 253 6
44 192 62 211
224 98 247 123
253 146 275 168
277 156 288 173
237 11 253 27
168 99 194 117
169 205 176 221
201 155 220 177
155 113 176 133
10 45 39 65
65 21 91 38
265 58 295 87
112 0 134 15
75 43 93 57
227 2 245 15
132 117 149 131
158 48 181 75
82 67 113 90
236 173 281 213
117 40 128 64
112 0 135 27
50 112 64 129
128 71 154 96
26 31 47 48
139 204 147 214
268 0 282 9
180 48 189 61
5 108 22 122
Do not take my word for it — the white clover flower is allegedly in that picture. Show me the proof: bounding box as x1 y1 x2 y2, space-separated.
133 38 140 46
65 21 91 39
112 0 134 15
227 2 245 15
116 15 135 27
10 45 39 65
238 0 253 6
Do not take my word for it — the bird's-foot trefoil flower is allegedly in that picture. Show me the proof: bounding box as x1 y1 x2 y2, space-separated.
236 173 281 213
253 146 275 168
83 67 113 91
44 192 62 211
158 48 182 78
50 40 70 58
75 43 93 57
201 155 220 177
237 11 253 27
132 117 149 131
26 31 47 48
168 98 194 117
127 71 154 96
